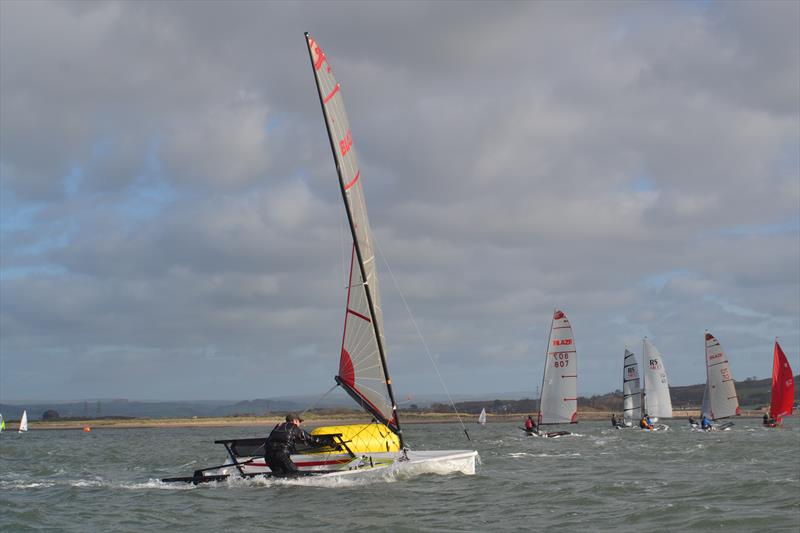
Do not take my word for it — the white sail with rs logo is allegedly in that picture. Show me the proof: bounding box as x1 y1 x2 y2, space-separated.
642 338 672 419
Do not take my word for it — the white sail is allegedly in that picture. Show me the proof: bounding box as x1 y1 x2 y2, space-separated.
306 34 397 430
18 410 28 433
538 310 578 425
703 332 740 420
642 338 672 419
622 348 641 426
478 408 487 426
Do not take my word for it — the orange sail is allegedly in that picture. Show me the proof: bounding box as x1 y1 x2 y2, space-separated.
769 341 795 421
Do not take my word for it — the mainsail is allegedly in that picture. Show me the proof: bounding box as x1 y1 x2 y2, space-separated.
642 338 672 419
305 34 400 437
702 332 740 420
538 310 578 425
769 341 794 421
622 348 641 426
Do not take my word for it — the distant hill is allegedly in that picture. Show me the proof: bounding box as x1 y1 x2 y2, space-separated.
1 376 796 420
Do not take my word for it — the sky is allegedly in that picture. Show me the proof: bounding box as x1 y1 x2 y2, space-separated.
1 0 798 403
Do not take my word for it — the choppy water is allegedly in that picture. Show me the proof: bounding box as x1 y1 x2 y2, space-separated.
1 418 798 532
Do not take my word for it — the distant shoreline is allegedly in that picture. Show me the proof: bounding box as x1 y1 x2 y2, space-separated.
4 409 768 431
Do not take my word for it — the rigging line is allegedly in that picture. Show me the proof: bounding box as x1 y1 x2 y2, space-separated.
374 241 471 442
299 382 340 420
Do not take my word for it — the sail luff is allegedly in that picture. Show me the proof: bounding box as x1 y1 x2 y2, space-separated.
770 341 795 419
305 33 402 441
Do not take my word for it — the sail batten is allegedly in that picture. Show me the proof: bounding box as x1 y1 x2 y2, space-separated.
703 332 740 420
306 33 400 436
538 310 578 425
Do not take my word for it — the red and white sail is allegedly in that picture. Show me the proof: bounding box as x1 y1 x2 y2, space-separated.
305 34 397 432
642 338 672 419
702 332 740 420
770 341 795 421
538 310 578 425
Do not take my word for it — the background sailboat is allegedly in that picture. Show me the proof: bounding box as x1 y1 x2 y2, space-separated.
766 340 794 427
701 332 740 429
18 410 28 433
622 348 641 427
641 338 672 429
533 310 577 438
478 408 487 426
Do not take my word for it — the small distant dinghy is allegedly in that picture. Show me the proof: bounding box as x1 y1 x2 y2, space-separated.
639 339 672 431
18 410 28 433
162 34 477 485
0 414 5 432
526 310 578 438
764 340 794 427
478 408 487 426
699 332 740 431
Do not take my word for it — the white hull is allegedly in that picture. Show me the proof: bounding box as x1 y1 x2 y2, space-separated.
209 449 478 480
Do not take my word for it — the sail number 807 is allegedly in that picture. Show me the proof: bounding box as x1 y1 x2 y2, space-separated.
552 352 570 368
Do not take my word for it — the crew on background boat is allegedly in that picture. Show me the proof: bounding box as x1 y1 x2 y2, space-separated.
639 413 654 430
762 413 777 426
701 415 713 431
688 416 696 427
264 413 328 477
524 415 536 433
611 413 618 427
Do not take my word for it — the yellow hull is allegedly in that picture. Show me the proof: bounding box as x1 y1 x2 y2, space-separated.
311 423 400 453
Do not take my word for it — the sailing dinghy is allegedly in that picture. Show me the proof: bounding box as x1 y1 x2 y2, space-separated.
621 348 641 428
640 338 671 431
699 332 739 431
527 310 576 438
478 408 487 426
18 410 28 433
162 34 476 484
764 340 794 427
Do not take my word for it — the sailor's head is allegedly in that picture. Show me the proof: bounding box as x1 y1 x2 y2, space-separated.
285 413 303 425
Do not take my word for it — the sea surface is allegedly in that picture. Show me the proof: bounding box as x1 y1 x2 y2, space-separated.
1 418 798 532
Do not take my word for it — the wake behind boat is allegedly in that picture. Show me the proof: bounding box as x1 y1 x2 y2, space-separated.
162 33 476 484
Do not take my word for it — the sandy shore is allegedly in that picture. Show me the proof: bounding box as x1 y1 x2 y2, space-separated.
6 409 766 431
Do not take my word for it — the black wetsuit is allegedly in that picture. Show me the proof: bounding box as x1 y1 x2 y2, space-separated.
264 422 325 477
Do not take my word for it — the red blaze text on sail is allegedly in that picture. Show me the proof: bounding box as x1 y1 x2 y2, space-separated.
552 338 572 346
339 129 353 157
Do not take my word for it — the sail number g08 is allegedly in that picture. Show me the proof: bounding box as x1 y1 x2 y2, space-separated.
552 352 570 368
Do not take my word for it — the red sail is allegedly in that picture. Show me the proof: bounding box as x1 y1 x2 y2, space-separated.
770 341 795 420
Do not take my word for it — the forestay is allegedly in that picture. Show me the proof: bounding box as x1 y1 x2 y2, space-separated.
702 332 740 420
305 34 398 433
538 310 578 425
642 338 672 419
622 348 641 426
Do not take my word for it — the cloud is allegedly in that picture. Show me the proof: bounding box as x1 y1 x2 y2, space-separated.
1 1 797 401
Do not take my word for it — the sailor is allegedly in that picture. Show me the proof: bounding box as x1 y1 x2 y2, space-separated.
524 415 536 433
640 413 653 430
611 413 619 427
762 413 776 426
701 415 713 431
264 413 327 477
688 416 696 427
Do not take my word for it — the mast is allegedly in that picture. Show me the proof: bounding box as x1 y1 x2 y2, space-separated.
304 33 403 446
